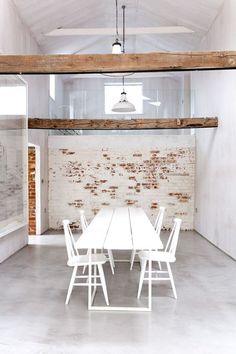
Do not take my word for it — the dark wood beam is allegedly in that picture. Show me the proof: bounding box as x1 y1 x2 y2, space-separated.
28 118 218 130
0 52 236 74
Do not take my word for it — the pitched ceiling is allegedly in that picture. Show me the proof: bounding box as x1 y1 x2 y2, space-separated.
12 0 224 54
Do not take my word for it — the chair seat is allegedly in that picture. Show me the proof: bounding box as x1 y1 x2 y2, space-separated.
138 250 176 263
67 253 107 267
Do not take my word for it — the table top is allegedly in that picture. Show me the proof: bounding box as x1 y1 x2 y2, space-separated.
76 207 163 251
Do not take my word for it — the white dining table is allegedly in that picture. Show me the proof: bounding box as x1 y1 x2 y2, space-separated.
76 207 163 311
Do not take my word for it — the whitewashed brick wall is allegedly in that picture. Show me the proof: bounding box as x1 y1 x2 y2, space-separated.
49 135 195 230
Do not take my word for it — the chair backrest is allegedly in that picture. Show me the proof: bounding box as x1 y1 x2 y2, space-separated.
63 219 79 261
79 210 88 232
165 218 182 256
154 206 165 237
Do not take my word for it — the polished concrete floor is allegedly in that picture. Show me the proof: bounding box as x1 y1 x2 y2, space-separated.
0 231 236 354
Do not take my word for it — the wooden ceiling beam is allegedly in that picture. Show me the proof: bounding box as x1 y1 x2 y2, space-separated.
0 52 236 74
28 118 218 130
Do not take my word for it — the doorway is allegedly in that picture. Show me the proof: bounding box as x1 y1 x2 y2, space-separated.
28 144 41 235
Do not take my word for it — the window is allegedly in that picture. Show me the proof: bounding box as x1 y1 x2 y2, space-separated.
0 76 27 237
49 74 55 100
0 86 26 115
105 82 143 114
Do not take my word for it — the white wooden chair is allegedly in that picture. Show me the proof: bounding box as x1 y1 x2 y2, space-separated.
137 217 182 299
130 206 165 270
79 210 115 274
79 209 88 231
63 219 109 305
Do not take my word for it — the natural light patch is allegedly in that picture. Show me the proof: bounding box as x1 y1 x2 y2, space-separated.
105 83 143 114
142 95 151 101
0 86 27 115
149 101 162 107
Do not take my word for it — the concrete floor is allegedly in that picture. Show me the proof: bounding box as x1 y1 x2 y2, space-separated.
0 231 236 354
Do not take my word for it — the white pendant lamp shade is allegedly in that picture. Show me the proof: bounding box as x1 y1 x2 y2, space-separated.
112 38 122 54
112 91 136 112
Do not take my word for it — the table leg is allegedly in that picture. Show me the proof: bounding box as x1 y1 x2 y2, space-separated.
88 247 152 312
148 250 152 311
91 249 97 304
88 248 92 310
94 249 97 292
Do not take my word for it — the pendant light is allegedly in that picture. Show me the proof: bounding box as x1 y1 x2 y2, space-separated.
112 5 136 113
112 76 136 112
112 0 122 54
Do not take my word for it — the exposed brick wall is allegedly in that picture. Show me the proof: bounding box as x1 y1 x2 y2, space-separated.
28 147 36 235
49 135 195 230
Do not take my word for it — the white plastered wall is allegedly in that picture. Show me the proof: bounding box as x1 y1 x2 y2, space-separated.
192 0 236 259
0 0 49 261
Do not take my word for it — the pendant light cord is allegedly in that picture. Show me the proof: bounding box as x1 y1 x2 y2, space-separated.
122 76 125 92
122 5 125 53
122 5 126 93
115 0 119 38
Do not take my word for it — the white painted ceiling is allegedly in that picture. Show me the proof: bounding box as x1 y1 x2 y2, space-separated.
12 0 224 54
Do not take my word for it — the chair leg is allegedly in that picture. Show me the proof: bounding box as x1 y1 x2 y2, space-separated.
167 262 177 299
158 261 162 270
97 264 109 305
93 264 97 289
65 266 77 305
130 249 136 270
107 250 115 274
108 249 115 268
82 249 89 274
137 259 147 299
